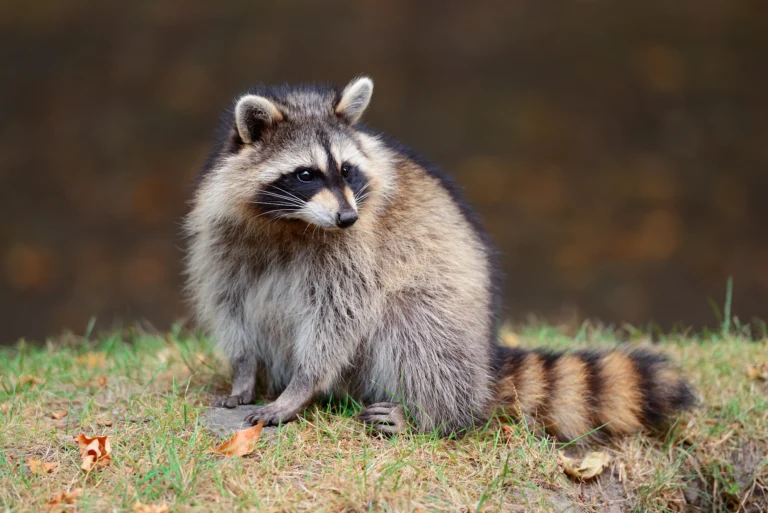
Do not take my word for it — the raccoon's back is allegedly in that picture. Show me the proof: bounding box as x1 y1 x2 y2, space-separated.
493 346 696 441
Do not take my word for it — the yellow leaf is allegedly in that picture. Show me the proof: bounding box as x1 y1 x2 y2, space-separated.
75 352 107 369
18 375 43 388
27 458 58 475
559 451 611 480
133 501 170 513
44 488 81 511
75 433 112 471
746 364 768 381
97 418 114 427
213 421 264 457
500 329 519 347
51 410 68 420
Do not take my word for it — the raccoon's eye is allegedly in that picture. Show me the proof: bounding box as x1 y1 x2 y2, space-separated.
341 163 352 178
296 169 314 182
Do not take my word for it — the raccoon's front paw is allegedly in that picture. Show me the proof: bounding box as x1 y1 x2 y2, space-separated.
213 392 254 409
359 402 407 435
244 403 299 426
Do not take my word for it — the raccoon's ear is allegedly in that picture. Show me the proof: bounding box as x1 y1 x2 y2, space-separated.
234 94 284 144
335 76 373 124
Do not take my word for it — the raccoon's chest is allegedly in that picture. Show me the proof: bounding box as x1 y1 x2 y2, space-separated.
240 249 379 338
239 260 308 342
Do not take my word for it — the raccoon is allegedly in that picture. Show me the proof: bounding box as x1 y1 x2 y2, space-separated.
185 76 695 440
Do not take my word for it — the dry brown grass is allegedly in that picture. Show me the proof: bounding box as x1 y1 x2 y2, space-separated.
0 326 766 512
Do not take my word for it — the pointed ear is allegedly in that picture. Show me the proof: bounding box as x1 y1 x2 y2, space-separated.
335 76 373 124
234 94 283 144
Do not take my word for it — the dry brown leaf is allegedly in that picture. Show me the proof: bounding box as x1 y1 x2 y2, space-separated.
500 329 519 347
96 418 114 427
0 403 9 412
560 451 611 480
75 352 107 369
45 488 81 511
51 410 68 420
213 420 264 457
155 348 172 363
18 375 43 388
75 433 112 471
746 363 768 381
500 424 515 441
92 375 108 387
133 501 170 513
28 458 58 475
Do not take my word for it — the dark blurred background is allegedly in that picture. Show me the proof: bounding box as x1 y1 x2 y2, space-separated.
1 1 766 343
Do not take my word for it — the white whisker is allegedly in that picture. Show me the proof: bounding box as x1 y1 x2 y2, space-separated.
258 190 305 206
250 200 301 207
270 185 305 203
354 183 370 199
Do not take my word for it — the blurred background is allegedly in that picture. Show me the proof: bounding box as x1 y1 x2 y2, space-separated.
1 1 766 343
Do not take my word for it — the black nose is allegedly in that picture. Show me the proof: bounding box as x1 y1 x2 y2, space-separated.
336 210 358 228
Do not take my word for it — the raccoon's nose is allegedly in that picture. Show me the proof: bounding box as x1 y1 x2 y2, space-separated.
336 210 358 228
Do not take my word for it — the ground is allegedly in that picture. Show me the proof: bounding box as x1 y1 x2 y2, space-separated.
0 325 766 512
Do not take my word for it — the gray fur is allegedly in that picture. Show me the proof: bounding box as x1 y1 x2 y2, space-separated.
185 77 496 435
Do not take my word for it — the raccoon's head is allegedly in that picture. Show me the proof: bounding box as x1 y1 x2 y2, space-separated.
195 76 395 233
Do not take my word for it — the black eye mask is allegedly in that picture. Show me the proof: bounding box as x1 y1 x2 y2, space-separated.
254 170 325 217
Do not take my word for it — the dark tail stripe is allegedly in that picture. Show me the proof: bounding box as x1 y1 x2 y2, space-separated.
492 346 529 407
533 348 562 425
672 380 697 411
574 349 603 425
628 349 668 427
493 346 528 376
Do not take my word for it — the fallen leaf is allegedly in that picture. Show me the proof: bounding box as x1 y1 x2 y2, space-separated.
75 434 112 471
75 352 107 369
45 488 81 511
18 375 43 388
51 410 68 420
155 348 172 363
92 375 108 387
96 418 114 427
213 420 264 457
746 363 768 381
27 458 58 475
0 403 9 412
133 501 170 513
500 329 519 347
500 424 515 440
126 416 153 423
559 451 611 480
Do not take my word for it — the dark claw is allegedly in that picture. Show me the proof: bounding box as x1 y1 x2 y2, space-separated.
244 404 297 426
369 423 401 434
359 402 407 435
213 393 253 408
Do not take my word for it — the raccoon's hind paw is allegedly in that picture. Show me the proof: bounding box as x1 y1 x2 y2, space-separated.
213 392 254 409
359 402 407 435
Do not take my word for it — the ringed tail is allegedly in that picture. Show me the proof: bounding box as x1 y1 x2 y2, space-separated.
492 346 696 441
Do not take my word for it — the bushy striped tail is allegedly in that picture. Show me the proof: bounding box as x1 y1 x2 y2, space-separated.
492 346 696 442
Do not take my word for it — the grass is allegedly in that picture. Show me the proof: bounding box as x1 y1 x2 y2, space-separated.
0 325 766 512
